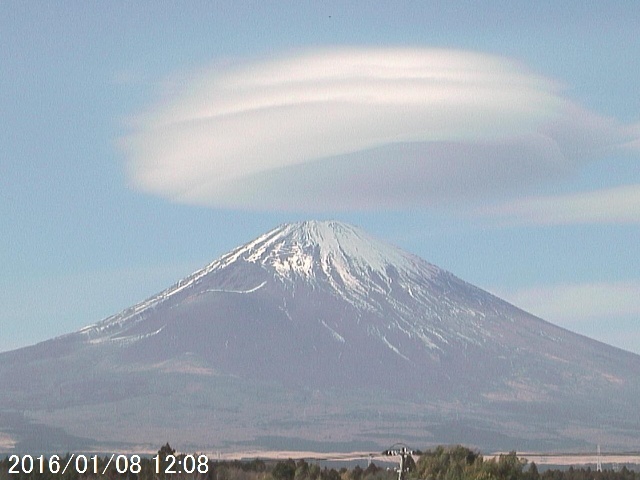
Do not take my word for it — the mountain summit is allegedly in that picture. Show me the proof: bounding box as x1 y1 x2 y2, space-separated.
1 221 639 453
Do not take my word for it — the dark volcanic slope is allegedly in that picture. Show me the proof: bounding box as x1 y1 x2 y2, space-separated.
1 221 639 453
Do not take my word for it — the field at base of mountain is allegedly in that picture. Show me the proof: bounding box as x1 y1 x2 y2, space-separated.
2 445 640 480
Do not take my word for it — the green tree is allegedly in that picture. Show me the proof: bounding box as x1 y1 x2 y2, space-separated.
295 459 310 480
479 452 527 480
273 459 297 480
351 465 364 480
525 462 540 480
415 445 481 480
159 442 176 456
309 463 322 480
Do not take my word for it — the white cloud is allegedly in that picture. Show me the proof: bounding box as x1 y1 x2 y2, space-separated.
480 184 640 225
122 47 637 211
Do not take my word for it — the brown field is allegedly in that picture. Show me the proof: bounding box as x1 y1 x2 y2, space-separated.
498 453 640 466
210 451 640 467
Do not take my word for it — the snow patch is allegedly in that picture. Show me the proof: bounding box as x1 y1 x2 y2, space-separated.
321 320 346 343
87 326 165 345
380 335 411 363
203 281 267 295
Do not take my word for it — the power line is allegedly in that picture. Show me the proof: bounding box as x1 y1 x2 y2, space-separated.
384 444 420 480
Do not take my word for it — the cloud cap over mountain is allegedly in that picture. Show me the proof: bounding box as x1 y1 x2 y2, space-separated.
122 48 637 211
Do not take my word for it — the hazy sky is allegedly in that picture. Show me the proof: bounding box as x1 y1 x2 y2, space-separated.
2 2 639 354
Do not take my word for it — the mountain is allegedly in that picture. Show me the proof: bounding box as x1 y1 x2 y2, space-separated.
1 220 639 454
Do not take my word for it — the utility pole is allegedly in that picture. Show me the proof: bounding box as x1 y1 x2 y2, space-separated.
384 444 418 480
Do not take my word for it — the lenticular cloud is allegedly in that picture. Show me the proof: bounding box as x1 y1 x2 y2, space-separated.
122 48 634 211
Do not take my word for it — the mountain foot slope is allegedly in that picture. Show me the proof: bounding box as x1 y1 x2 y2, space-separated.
1 221 639 453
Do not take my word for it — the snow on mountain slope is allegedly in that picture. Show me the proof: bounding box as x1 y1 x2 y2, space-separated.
78 221 503 354
2 220 640 453
75 221 604 376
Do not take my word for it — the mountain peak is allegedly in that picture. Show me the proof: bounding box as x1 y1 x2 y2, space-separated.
5 221 640 453
215 219 437 283
84 220 443 339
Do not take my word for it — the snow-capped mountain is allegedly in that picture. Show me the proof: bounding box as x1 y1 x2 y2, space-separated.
77 221 544 361
1 221 639 453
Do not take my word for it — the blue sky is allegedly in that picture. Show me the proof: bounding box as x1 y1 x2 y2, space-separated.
1 1 639 354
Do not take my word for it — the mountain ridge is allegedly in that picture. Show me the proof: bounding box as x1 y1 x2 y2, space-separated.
1 220 639 453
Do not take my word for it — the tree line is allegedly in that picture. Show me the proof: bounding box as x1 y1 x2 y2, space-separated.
1 444 638 480
414 445 640 480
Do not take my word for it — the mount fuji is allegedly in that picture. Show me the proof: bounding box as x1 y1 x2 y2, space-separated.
1 220 639 453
